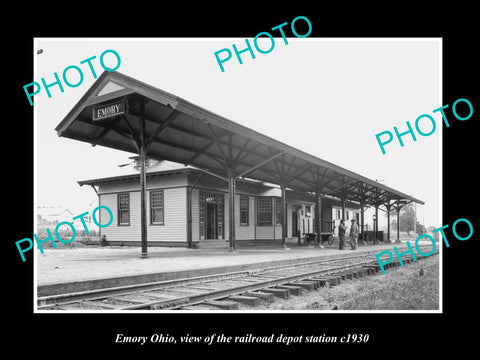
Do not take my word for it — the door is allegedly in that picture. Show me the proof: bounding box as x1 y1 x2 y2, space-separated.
206 203 217 239
292 209 298 237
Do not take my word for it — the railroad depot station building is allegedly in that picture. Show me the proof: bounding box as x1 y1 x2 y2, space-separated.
56 71 423 255
78 159 361 247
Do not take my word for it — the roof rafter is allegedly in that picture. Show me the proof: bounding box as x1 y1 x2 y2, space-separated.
56 70 424 206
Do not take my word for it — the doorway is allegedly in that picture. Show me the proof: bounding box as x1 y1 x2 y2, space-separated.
292 208 298 238
199 191 224 241
206 203 218 240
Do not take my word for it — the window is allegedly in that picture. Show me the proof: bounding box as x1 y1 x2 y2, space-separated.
305 205 311 217
150 190 164 224
275 198 283 225
240 195 249 226
336 209 341 219
257 198 272 226
346 211 350 220
118 193 130 225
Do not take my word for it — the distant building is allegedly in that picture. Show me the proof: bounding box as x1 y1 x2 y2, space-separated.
330 202 361 236
37 206 74 225
37 205 95 232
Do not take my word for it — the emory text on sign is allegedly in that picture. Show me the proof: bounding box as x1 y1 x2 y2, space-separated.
93 100 126 121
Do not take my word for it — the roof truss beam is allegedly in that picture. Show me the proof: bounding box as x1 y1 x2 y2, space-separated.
235 151 285 179
144 110 181 148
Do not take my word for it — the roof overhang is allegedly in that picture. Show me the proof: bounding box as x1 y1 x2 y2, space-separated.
56 70 424 207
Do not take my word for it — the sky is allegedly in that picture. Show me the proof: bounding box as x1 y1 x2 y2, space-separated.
34 38 441 229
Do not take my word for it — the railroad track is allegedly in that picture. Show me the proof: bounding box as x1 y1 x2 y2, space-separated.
37 247 438 311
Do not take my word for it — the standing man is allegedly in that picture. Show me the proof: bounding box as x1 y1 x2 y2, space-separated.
338 219 346 250
350 219 359 250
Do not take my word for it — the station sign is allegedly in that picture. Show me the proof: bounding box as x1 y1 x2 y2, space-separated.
93 100 126 121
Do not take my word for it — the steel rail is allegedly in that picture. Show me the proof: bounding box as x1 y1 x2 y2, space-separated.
38 246 438 310
37 251 382 308
118 259 384 310
171 249 440 311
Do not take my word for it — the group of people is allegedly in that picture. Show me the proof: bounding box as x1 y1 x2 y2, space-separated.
337 219 359 250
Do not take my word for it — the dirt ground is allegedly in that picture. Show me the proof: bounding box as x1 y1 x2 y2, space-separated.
36 243 418 285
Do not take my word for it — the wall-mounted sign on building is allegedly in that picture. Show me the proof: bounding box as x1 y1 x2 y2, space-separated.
93 100 126 121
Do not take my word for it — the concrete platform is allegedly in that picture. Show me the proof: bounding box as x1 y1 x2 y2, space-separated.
36 239 432 297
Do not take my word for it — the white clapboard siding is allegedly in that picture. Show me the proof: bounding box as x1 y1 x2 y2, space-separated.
255 225 275 240
273 224 283 239
100 192 141 243
191 188 199 241
235 194 255 240
148 187 187 242
224 192 229 240
287 203 293 238
99 187 187 243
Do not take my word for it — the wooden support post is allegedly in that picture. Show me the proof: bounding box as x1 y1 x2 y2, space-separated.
226 134 236 252
396 204 401 243
385 202 393 244
413 202 417 236
139 101 148 259
360 195 365 244
387 206 391 243
187 186 193 248
186 173 203 249
280 185 288 249
341 196 346 220
228 172 236 251
316 193 323 247
375 204 379 244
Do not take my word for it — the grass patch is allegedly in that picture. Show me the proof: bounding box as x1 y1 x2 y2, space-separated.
325 255 438 310
340 259 439 310
259 255 439 311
